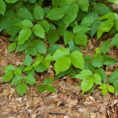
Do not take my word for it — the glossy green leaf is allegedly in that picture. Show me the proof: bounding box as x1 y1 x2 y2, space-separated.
108 0 118 3
33 24 45 39
108 85 114 93
3 65 15 72
33 5 44 20
78 0 89 12
74 33 88 46
75 69 92 79
53 48 70 60
47 85 56 93
81 78 94 94
47 8 65 20
5 0 18 3
70 50 84 69
63 3 79 26
8 43 16 53
23 55 32 66
0 0 6 15
54 56 71 74
2 71 13 82
64 31 74 45
47 31 59 44
93 74 102 85
24 74 36 85
38 85 47 93
11 75 22 86
16 82 28 96
18 29 31 45
16 19 33 29
97 20 114 39
100 40 110 54
108 69 118 83
81 13 99 27
44 78 54 85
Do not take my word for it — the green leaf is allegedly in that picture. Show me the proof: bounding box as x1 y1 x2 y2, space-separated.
93 3 111 15
39 20 50 33
11 75 23 86
44 78 54 85
101 89 108 95
63 3 79 27
47 8 65 20
89 21 100 37
47 85 56 93
23 55 32 66
110 33 118 48
93 74 102 85
74 33 88 46
33 55 44 67
100 40 110 54
14 66 23 76
3 65 15 72
75 69 92 79
16 19 33 29
108 0 118 3
77 0 89 12
48 44 61 55
92 55 104 68
108 85 114 93
54 56 71 74
103 55 116 66
2 71 13 82
97 20 114 39
38 85 47 93
73 25 89 34
115 20 118 31
18 29 31 45
98 84 108 95
17 8 33 21
81 78 94 94
47 31 59 44
5 0 18 3
16 82 28 96
0 0 6 15
53 48 70 60
33 5 44 20
81 13 99 27
8 43 16 53
108 69 118 83
33 24 45 39
95 68 107 82
24 65 33 72
36 40 46 54
35 64 47 72
24 74 36 85
113 80 118 93
64 31 74 45
70 50 84 69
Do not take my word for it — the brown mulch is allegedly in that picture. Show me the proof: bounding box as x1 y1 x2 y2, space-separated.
0 37 118 118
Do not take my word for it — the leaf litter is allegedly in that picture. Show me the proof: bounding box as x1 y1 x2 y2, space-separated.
0 37 118 118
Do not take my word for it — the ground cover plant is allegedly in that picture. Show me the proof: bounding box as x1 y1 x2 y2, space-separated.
0 0 118 96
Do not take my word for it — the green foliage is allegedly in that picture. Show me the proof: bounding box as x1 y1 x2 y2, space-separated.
38 78 56 93
75 69 102 94
99 84 114 95
1 0 118 96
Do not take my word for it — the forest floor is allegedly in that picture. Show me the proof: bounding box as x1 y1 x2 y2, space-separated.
0 36 118 118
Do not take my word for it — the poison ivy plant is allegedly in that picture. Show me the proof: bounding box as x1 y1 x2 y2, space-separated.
1 0 118 96
2 65 36 96
38 78 56 93
75 69 102 94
